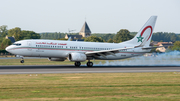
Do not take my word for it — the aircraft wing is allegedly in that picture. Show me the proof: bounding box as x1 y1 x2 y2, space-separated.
85 47 134 58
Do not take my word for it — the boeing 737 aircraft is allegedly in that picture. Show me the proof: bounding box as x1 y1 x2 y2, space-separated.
6 16 157 67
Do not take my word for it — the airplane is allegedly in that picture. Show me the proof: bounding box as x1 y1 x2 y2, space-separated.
6 16 157 67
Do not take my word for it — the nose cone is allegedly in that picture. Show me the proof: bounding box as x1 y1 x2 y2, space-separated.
5 46 11 52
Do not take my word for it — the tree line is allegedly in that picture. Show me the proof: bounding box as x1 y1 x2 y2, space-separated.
40 29 133 43
152 32 179 42
40 31 180 43
40 32 79 40
40 32 66 39
84 29 133 43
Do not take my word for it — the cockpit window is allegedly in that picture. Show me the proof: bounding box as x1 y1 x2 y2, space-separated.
12 43 21 46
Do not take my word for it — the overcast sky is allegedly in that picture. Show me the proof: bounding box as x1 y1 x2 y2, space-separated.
0 0 180 33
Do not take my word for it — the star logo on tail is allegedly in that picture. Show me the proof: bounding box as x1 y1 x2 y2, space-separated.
137 35 144 42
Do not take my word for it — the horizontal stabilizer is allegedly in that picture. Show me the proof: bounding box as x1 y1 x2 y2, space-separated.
142 45 173 49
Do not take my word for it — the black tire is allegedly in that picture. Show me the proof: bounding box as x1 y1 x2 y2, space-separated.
89 62 93 67
87 62 93 67
75 62 81 67
20 60 24 63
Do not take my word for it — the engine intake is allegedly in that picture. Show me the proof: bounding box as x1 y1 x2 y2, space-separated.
68 53 86 62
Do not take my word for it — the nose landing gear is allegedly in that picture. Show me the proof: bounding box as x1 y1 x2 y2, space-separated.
20 58 24 63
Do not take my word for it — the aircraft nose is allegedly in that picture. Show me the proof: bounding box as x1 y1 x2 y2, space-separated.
5 46 11 52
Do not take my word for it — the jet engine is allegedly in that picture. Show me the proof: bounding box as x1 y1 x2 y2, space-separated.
48 57 65 61
68 53 86 62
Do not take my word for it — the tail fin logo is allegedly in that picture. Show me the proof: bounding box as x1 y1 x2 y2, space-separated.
137 26 153 42
137 35 144 42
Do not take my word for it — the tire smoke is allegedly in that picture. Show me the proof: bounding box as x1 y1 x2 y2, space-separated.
94 51 180 66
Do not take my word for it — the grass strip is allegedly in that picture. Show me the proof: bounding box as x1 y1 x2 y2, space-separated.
0 72 180 100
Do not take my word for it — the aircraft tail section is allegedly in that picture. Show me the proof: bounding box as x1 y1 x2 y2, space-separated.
124 16 157 47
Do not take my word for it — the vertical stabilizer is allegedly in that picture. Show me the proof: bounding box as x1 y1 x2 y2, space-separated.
124 16 157 47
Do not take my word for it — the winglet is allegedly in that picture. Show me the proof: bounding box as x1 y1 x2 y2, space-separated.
67 37 71 41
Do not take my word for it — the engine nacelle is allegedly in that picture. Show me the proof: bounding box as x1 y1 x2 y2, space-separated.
68 53 86 62
48 57 65 61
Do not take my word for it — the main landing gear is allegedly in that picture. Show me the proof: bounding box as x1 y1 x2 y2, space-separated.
74 60 93 67
74 62 81 67
87 61 93 67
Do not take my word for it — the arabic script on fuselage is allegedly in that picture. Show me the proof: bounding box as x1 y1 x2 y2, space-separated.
36 42 67 45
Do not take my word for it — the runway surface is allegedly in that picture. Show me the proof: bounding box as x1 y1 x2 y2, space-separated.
0 65 180 74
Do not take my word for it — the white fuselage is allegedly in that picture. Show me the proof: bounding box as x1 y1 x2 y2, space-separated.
6 39 150 60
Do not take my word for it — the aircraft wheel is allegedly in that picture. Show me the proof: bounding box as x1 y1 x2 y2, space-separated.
20 60 24 63
75 62 81 67
87 62 93 67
